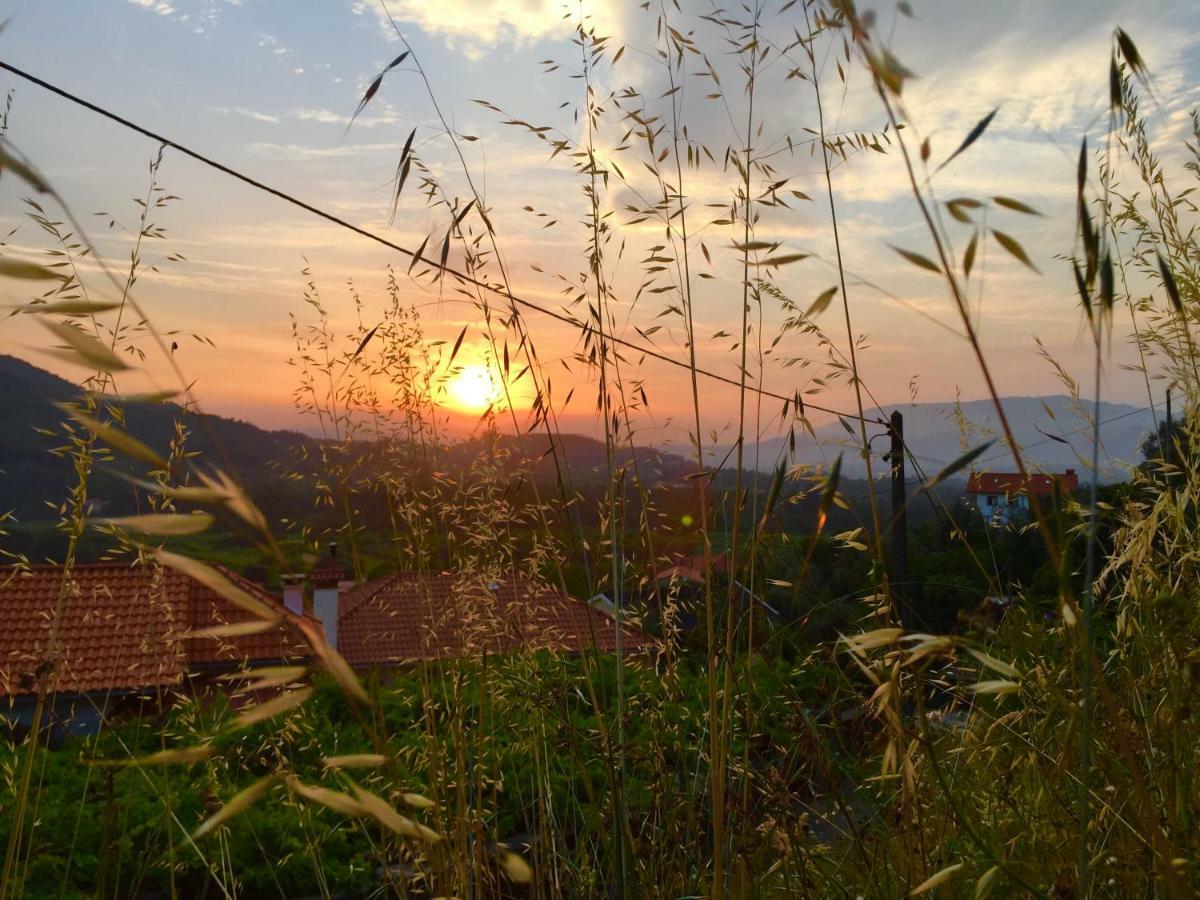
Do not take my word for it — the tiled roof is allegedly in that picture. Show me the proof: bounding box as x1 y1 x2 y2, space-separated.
965 469 1079 496
654 551 730 584
0 562 308 697
655 563 707 584
675 551 730 573
185 566 310 666
338 572 651 666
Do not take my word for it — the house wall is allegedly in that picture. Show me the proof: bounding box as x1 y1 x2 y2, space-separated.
973 492 1030 524
2 694 113 745
282 575 305 616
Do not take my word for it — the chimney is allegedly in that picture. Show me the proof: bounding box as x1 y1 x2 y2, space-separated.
311 543 347 650
281 573 305 616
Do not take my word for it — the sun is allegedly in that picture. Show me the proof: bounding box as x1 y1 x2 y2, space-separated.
445 363 504 413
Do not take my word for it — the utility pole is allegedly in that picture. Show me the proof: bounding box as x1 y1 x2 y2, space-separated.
1166 385 1174 469
889 411 909 627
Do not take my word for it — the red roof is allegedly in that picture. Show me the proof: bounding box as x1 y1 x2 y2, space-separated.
965 469 1079 496
654 550 730 584
338 572 650 666
0 563 308 697
655 564 707 584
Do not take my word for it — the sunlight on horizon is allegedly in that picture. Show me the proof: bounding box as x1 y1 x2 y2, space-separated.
440 361 530 415
444 363 501 413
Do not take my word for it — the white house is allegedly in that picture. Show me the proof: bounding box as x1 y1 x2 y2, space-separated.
965 469 1079 524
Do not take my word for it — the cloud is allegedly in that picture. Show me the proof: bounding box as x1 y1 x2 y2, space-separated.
901 15 1197 137
128 0 175 15
257 32 291 54
352 0 623 57
209 105 280 124
291 107 347 125
126 0 240 32
289 106 401 129
68 0 1200 428
654 0 1200 213
246 142 407 161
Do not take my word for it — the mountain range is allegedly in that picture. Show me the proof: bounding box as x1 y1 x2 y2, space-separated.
0 355 698 521
0 355 1157 526
713 394 1157 482
0 354 312 520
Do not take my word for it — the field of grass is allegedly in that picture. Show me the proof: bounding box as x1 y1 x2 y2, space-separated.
1 2 1198 897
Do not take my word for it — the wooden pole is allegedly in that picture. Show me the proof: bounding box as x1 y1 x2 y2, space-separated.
889 411 908 627
1166 386 1174 469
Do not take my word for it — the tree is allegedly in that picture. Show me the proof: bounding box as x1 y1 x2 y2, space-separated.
1140 413 1191 469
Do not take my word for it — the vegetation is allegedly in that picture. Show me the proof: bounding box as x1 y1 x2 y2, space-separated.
0 2 1198 897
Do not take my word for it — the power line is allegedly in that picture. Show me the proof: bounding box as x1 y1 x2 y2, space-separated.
0 59 883 427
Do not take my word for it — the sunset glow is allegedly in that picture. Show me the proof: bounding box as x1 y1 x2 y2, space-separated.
444 364 504 414
0 2 1197 893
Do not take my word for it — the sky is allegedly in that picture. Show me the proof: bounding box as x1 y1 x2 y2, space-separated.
0 0 1197 453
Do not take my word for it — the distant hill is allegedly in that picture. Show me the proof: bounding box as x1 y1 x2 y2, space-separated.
441 432 695 485
0 354 312 520
704 395 1156 482
0 356 696 521
1 356 1153 527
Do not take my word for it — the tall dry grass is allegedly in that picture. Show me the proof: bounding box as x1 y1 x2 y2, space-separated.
0 1 1198 897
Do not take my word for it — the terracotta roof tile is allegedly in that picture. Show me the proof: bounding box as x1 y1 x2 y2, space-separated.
185 566 309 667
338 572 650 666
0 562 307 697
666 551 730 574
965 469 1079 496
654 563 707 584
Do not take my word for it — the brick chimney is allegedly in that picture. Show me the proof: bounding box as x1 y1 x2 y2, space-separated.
311 543 348 649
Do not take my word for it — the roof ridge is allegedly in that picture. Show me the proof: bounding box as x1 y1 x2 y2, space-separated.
10 561 147 572
208 563 293 617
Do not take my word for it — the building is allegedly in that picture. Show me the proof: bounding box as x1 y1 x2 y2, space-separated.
965 468 1079 524
0 554 650 737
653 550 730 585
0 562 309 741
335 569 649 667
649 550 779 632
